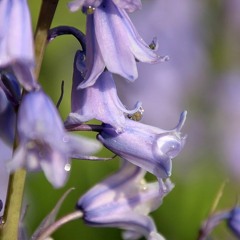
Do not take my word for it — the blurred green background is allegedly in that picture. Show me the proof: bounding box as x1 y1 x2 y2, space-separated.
24 1 240 240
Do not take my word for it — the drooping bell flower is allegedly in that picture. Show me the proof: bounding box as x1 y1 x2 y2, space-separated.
68 0 162 88
227 207 240 238
199 207 240 239
65 51 142 132
8 90 101 188
77 160 173 240
98 112 187 181
0 0 37 91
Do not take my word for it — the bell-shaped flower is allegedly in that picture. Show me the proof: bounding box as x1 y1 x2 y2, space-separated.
98 112 187 180
0 0 37 91
65 51 142 132
199 207 240 239
77 160 173 240
69 0 161 88
8 90 101 188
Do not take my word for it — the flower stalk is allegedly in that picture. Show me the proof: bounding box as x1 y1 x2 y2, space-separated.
0 169 26 239
36 211 83 240
34 0 59 79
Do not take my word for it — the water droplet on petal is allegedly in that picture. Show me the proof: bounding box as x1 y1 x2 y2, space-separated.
64 163 71 172
157 135 182 158
139 179 148 191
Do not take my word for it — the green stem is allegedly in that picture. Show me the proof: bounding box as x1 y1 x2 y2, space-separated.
0 0 59 239
34 0 59 79
0 170 26 239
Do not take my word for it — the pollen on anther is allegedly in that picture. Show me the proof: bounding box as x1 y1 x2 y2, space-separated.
87 6 95 14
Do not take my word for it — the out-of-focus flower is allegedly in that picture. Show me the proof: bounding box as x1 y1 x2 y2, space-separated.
214 72 240 180
227 207 240 238
199 210 230 240
8 90 101 188
69 0 161 88
77 160 173 240
65 51 142 132
0 0 37 91
98 112 187 181
199 206 240 239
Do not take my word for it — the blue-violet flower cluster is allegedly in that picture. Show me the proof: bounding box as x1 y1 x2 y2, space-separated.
0 0 188 239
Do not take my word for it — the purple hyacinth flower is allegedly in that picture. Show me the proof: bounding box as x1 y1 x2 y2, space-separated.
77 160 173 240
0 0 37 91
227 207 240 238
199 207 240 239
8 90 101 188
65 51 142 132
68 0 161 88
98 112 187 180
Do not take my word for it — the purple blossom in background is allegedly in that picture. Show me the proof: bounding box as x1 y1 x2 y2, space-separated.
199 206 240 239
0 0 38 91
116 0 207 138
227 207 240 238
65 51 142 132
69 0 160 88
114 0 208 173
77 160 173 240
8 90 101 188
214 72 240 180
98 112 186 182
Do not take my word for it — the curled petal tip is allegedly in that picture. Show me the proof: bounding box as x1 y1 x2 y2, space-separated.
175 111 187 131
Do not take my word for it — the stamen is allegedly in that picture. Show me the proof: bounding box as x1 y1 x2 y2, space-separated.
86 6 95 14
149 37 158 50
128 106 144 121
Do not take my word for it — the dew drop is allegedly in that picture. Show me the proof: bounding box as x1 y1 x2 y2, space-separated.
64 163 71 172
139 179 148 191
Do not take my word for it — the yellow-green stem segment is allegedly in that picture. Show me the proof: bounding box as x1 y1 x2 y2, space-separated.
35 0 59 79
